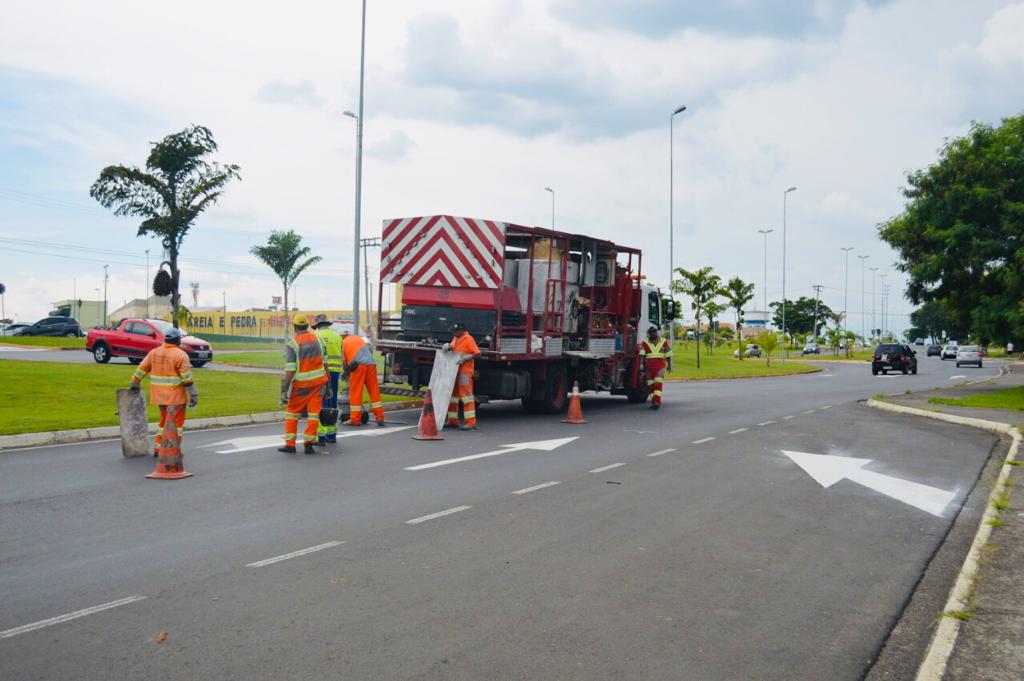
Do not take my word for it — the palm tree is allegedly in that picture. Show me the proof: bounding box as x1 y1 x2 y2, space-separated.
722 276 755 360
251 230 322 337
672 266 722 369
704 301 725 354
91 125 240 327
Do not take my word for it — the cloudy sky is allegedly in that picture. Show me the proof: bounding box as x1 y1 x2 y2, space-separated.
2 0 1023 335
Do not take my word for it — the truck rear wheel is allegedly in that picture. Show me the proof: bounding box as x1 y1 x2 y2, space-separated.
626 386 649 404
522 366 567 415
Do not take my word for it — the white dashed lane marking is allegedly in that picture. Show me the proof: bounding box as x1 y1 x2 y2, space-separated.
247 541 345 568
757 421 776 426
783 415 795 420
406 506 472 524
820 405 832 410
590 463 626 473
691 437 716 444
513 481 561 495
646 448 677 458
728 428 748 434
802 410 816 414
0 596 147 639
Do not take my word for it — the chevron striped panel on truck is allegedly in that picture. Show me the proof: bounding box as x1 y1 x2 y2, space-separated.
380 215 506 289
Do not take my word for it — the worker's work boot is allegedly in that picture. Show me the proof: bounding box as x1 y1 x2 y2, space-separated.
459 424 477 431
376 421 385 428
304 442 317 455
278 445 297 454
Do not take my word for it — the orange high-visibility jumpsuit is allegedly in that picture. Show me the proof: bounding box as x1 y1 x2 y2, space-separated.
639 337 670 408
130 343 194 450
283 330 329 446
343 334 383 425
447 332 480 427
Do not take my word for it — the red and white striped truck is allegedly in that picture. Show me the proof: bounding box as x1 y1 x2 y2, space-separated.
375 216 676 413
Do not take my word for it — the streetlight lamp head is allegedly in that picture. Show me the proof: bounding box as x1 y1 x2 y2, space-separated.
544 187 554 193
343 110 357 119
786 186 797 193
673 104 687 115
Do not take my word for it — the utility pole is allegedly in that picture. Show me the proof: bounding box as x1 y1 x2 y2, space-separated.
879 274 888 339
222 290 227 336
668 104 687 343
869 267 878 342
781 186 797 359
145 249 150 317
351 0 367 334
360 237 381 337
857 254 869 345
812 284 823 340
757 229 773 329
102 265 109 325
841 247 854 356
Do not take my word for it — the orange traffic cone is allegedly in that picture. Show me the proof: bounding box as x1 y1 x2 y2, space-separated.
412 388 444 441
146 406 193 479
562 381 587 424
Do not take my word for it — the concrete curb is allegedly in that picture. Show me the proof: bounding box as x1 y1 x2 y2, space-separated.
0 399 424 451
866 398 1022 681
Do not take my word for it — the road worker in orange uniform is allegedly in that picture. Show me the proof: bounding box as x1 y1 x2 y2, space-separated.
128 327 199 454
639 325 671 410
443 322 481 430
279 314 330 454
342 327 384 426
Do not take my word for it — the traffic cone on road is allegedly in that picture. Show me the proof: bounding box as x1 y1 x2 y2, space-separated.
146 406 193 480
562 381 587 424
412 388 444 441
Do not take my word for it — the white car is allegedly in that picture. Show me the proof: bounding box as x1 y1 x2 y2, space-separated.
734 343 762 358
955 345 982 368
941 342 959 360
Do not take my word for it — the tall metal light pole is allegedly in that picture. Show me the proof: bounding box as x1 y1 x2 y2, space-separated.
869 266 878 341
857 254 869 344
102 264 109 325
544 187 555 228
348 0 367 333
757 229 773 328
841 247 854 355
145 249 150 317
781 186 797 358
668 104 686 341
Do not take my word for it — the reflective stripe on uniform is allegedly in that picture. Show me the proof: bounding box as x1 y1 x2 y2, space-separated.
640 338 669 359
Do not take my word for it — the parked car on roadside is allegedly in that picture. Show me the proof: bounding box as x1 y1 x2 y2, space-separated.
0 323 29 336
926 344 942 357
86 318 214 367
872 343 918 375
914 338 925 345
801 343 820 355
941 341 959 360
955 345 983 368
733 343 762 358
15 316 82 337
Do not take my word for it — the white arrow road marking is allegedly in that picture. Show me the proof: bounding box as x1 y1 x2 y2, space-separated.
404 437 579 471
1 596 147 639
781 450 956 517
204 426 413 453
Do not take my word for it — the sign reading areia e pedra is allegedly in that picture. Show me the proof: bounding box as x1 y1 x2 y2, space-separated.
175 310 352 336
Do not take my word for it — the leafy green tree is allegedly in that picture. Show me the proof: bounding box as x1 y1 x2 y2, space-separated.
771 297 834 337
704 300 725 354
723 276 755 360
672 266 722 369
908 300 961 343
754 331 779 366
825 325 844 356
879 114 1024 345
251 230 322 337
91 125 240 327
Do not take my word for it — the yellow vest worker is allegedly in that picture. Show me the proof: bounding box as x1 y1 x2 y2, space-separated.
128 327 198 454
280 314 329 454
314 314 344 443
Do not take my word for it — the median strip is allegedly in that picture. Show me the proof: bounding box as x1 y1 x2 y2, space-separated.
0 595 147 639
406 505 471 524
246 540 344 567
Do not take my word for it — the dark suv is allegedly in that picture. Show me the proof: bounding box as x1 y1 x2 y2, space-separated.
872 343 917 375
16 316 83 337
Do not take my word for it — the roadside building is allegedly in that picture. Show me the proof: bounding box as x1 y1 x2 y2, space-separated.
50 299 106 330
106 295 172 325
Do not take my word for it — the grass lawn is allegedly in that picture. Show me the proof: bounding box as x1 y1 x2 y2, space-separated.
928 387 1024 412
215 351 282 367
0 337 86 349
667 344 819 379
0 359 413 435
213 342 283 351
791 349 873 361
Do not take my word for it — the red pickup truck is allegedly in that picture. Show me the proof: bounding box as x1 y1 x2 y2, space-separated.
86 318 215 367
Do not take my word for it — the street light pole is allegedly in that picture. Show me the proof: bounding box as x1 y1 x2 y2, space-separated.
857 254 869 344
544 187 555 229
841 247 854 356
349 0 367 333
879 273 888 339
145 249 150 318
869 267 878 341
757 229 773 329
102 264 109 325
668 104 686 342
782 186 796 358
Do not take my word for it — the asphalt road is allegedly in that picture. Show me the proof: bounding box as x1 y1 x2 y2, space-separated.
0 356 1004 680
